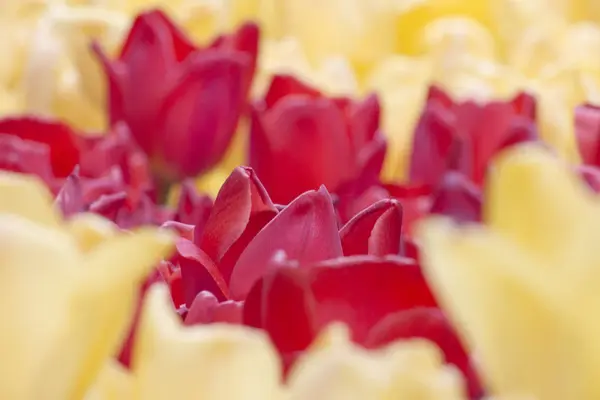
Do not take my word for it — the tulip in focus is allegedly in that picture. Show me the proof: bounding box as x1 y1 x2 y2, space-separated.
419 144 600 399
94 10 259 186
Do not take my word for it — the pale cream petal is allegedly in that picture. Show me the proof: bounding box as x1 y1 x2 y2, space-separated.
417 218 595 399
0 171 61 228
485 144 597 268
133 285 283 400
67 213 118 252
65 229 174 399
0 214 81 400
85 361 135 400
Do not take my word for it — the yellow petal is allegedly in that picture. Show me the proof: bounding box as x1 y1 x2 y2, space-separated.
366 55 431 182
67 213 118 252
85 361 135 400
288 323 465 399
0 171 61 228
133 285 283 400
0 213 80 399
485 144 596 267
417 218 595 399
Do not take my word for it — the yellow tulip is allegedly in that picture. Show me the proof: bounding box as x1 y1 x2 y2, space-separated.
130 285 284 400
418 144 600 399
0 171 174 400
288 324 467 400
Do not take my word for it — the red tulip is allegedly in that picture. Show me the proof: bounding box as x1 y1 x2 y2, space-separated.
242 255 483 397
170 167 349 316
250 74 387 204
0 117 155 204
409 86 537 188
93 10 259 181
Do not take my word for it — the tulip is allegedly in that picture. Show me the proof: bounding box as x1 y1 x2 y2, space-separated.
418 144 600 399
409 86 537 189
93 10 259 186
0 170 173 399
250 74 386 205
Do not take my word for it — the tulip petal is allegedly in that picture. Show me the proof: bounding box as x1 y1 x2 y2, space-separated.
339 199 403 256
199 166 277 277
133 285 283 400
418 218 595 399
0 117 80 177
157 51 249 176
485 144 597 267
244 266 318 354
0 171 61 228
229 186 342 299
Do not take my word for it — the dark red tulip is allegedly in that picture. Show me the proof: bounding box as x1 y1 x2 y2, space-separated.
243 255 482 397
250 74 387 204
93 10 259 181
409 86 537 188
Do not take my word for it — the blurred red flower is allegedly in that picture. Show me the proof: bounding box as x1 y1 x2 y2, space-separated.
93 10 259 182
250 74 386 205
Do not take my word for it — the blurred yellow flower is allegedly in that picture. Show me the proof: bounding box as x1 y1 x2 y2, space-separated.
87 286 469 399
418 144 600 399
288 324 466 400
0 171 174 400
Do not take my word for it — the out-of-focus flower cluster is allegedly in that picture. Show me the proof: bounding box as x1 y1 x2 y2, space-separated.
2 0 600 399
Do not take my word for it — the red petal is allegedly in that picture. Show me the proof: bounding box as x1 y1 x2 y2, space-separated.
229 186 343 300
0 133 54 183
575 104 600 166
174 180 213 228
308 256 437 343
339 199 403 256
199 167 277 280
214 22 260 95
578 165 600 192
243 266 317 354
253 96 355 203
408 102 455 188
264 74 322 110
176 238 230 306
347 93 381 148
157 51 249 177
160 221 195 240
429 172 482 223
55 167 85 217
119 9 195 63
184 291 244 325
0 117 80 177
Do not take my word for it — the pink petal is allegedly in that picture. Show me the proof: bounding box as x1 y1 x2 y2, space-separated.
339 199 403 256
229 186 343 300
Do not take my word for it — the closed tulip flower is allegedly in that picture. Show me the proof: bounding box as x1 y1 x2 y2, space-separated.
94 10 259 186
